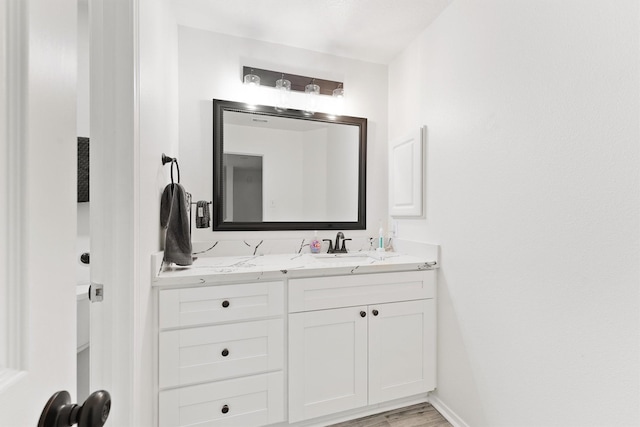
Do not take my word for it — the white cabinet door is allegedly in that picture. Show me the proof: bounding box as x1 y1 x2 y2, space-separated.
289 306 368 422
368 299 436 404
389 127 425 217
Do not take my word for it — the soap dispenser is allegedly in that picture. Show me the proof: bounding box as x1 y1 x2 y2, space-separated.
310 231 321 254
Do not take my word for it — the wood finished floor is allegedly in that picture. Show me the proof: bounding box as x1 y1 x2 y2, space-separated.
328 403 452 427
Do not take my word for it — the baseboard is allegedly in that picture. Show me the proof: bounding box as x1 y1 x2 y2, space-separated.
428 393 470 427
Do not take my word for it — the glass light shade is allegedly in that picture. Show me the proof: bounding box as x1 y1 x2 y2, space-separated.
243 73 261 86
276 78 291 91
275 78 291 110
304 83 320 114
332 87 344 98
305 83 320 95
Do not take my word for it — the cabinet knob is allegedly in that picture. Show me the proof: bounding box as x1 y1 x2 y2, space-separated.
360 311 366 317
221 300 230 308
221 404 229 414
372 309 379 316
221 348 229 357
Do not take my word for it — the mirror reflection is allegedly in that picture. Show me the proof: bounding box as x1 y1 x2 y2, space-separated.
213 99 367 231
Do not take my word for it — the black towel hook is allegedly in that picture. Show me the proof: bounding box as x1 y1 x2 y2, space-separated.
161 153 175 165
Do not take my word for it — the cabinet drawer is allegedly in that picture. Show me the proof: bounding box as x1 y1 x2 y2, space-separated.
289 270 434 313
159 281 284 329
159 319 283 389
159 372 284 427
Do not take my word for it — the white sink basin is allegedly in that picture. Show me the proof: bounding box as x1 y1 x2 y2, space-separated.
312 253 373 263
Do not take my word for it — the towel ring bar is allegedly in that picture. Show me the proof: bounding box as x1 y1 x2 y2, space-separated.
162 154 180 184
170 160 180 184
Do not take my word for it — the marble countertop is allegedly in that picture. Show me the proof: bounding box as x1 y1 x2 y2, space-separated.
152 251 438 287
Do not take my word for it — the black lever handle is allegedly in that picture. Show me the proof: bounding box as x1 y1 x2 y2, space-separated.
322 239 334 253
39 390 111 427
341 238 352 251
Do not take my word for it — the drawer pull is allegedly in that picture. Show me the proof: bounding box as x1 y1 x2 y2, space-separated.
372 309 379 316
221 300 230 308
360 311 366 317
221 404 229 414
221 348 229 357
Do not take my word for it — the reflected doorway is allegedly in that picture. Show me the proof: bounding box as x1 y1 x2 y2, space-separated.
223 153 263 222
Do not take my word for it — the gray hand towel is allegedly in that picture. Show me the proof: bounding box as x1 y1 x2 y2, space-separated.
160 183 193 266
195 200 210 228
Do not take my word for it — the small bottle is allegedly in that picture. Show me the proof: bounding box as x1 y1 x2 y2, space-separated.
310 231 321 254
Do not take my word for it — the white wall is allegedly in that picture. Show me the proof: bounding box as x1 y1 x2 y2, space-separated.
389 1 639 426
138 0 179 425
177 26 388 241
225 125 305 221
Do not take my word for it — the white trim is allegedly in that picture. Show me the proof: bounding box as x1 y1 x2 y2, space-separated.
428 393 471 427
0 0 27 387
89 0 139 425
290 395 429 427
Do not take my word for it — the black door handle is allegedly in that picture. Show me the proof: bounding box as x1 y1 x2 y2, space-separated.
39 390 111 427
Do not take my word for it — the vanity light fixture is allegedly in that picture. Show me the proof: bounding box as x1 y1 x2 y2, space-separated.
242 66 344 114
242 66 341 94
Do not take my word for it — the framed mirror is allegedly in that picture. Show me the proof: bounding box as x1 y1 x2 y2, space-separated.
213 99 367 231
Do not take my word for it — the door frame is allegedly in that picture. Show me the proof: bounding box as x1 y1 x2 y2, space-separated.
0 0 28 389
89 0 139 425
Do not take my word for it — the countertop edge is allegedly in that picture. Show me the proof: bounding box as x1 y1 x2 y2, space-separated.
151 260 437 288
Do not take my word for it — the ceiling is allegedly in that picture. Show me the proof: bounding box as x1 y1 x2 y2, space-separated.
171 0 452 64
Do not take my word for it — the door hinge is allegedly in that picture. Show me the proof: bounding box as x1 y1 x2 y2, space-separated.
89 283 104 302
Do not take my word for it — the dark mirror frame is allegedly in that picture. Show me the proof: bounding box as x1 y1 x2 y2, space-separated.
213 98 367 231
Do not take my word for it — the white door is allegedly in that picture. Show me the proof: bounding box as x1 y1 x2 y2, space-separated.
368 299 436 404
0 0 137 424
288 306 368 423
0 0 79 425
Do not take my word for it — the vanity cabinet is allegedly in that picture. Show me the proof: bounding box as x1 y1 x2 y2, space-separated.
154 259 438 427
287 270 436 423
157 281 285 427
